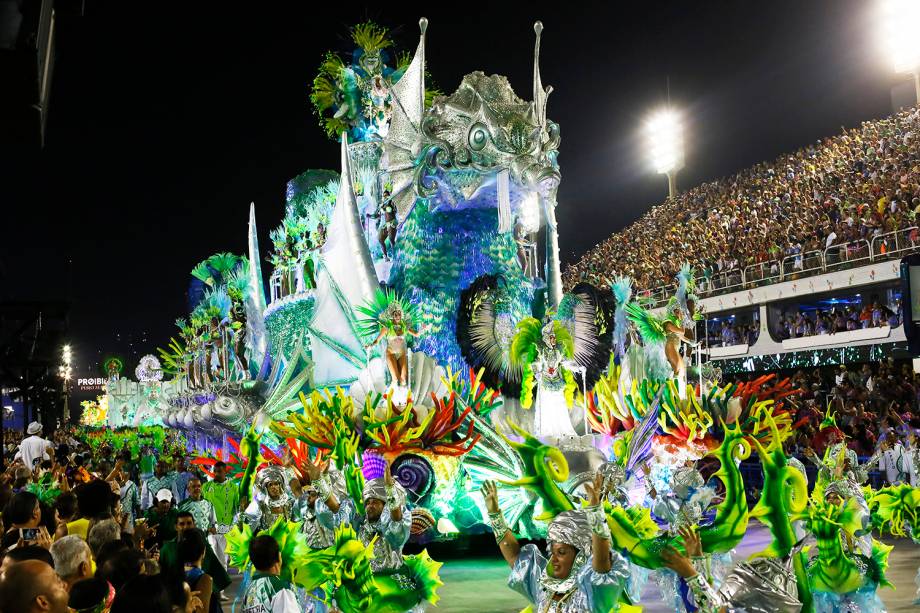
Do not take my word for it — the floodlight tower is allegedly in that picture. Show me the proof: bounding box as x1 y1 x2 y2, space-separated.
881 0 920 103
646 109 684 199
58 345 72 423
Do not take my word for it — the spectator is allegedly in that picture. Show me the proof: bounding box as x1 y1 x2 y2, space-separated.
14 422 53 473
144 489 178 552
0 544 54 573
87 519 121 560
141 461 179 511
0 560 69 613
109 575 174 613
66 479 116 540
95 548 145 592
1 490 42 551
158 511 230 603
68 577 114 613
176 528 213 613
240 535 299 613
49 535 93 591
563 107 920 299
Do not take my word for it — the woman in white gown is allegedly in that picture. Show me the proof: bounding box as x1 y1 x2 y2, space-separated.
531 323 584 441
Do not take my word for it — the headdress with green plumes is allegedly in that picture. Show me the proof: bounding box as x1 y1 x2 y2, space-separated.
673 262 701 327
294 523 444 613
820 410 838 431
26 473 61 505
351 21 392 53
510 316 575 408
355 288 417 340
611 276 633 359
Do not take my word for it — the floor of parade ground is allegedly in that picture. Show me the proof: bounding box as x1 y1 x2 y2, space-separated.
226 524 920 611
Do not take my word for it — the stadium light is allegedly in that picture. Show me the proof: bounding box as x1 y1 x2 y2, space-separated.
645 108 684 198
58 344 72 381
880 0 920 102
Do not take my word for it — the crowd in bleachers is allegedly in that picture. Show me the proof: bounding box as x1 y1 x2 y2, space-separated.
563 107 920 294
702 318 760 347
775 299 901 340
728 360 920 459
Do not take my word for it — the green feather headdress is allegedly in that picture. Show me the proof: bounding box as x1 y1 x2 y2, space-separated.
351 21 392 53
355 288 417 340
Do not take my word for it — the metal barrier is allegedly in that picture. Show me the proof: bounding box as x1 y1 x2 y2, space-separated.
824 239 871 271
781 249 824 280
743 261 780 288
706 268 745 294
590 228 920 305
871 226 920 259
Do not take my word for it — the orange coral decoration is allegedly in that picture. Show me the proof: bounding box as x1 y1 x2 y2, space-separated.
362 392 480 457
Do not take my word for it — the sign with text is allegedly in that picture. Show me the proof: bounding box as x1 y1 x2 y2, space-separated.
76 377 107 392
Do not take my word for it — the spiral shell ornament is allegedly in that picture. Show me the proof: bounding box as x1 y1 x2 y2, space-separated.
391 454 435 503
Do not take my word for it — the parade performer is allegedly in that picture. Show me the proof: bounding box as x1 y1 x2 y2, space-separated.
229 297 249 374
356 467 412 573
801 489 891 612
202 460 239 568
661 526 802 612
298 461 356 549
179 476 217 536
358 289 427 390
823 477 875 558
511 317 583 440
650 459 713 530
140 459 180 510
241 466 295 531
371 190 398 261
624 264 701 393
481 473 631 612
804 413 880 491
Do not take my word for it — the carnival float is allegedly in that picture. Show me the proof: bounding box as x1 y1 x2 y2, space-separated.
91 18 920 612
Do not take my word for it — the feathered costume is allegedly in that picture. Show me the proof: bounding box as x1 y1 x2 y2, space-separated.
510 317 580 439
356 289 422 393
455 274 523 397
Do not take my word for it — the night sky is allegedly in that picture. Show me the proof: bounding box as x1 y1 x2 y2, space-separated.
0 0 902 377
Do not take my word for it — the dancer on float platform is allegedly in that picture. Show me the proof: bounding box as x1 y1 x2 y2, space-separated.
359 289 428 391
481 473 632 612
511 317 584 441
370 189 398 261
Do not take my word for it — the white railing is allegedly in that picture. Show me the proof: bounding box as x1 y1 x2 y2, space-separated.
704 268 744 295
824 239 871 271
743 261 781 287
637 226 920 303
781 250 824 280
871 226 919 259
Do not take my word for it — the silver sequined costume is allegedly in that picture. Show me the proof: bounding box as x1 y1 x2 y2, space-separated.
240 466 295 531
507 510 630 613
686 555 801 613
357 478 412 573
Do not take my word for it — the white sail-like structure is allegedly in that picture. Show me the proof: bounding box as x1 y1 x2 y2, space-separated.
306 134 379 386
246 202 270 370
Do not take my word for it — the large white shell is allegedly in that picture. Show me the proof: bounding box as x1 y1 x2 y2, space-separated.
348 351 449 417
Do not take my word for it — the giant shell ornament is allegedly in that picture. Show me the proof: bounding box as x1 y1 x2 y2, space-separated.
391 454 435 504
349 351 449 414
